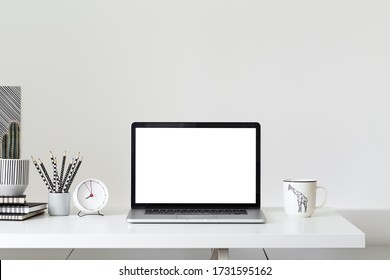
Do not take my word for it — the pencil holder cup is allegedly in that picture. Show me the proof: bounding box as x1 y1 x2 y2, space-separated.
48 192 70 216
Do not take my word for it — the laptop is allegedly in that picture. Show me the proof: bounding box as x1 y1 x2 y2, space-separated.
126 122 266 224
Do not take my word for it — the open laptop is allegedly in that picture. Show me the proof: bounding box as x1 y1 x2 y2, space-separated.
126 122 266 223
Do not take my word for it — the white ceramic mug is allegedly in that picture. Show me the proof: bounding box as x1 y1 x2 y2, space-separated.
283 179 327 218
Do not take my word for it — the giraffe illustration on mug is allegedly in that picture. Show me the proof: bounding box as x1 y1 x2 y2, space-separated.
288 185 308 213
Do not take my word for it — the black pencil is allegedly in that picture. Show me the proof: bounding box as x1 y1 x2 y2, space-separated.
63 157 78 191
59 151 66 187
32 156 53 193
38 158 55 191
65 157 83 193
61 159 73 191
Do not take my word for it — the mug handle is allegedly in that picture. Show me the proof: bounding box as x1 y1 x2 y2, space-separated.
315 186 327 208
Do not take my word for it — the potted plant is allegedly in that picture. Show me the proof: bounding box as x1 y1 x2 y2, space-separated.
0 121 29 196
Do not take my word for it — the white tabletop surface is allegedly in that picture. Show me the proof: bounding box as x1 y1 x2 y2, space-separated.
0 207 365 249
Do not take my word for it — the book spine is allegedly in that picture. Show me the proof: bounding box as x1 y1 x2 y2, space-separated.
0 196 26 204
0 205 27 214
0 210 45 220
0 213 22 220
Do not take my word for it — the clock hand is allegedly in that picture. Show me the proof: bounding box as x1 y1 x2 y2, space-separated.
85 181 94 199
84 182 92 194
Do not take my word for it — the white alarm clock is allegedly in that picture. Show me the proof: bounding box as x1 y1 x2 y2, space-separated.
73 178 109 216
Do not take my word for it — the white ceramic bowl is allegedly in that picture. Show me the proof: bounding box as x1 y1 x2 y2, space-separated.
0 184 28 196
0 159 29 196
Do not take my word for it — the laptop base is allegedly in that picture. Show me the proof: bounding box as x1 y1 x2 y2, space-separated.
126 209 266 224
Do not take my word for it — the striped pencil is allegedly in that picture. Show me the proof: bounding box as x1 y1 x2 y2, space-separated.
62 159 77 190
59 151 66 187
64 157 83 193
31 156 54 193
60 160 72 192
50 151 59 192
38 158 55 191
63 156 78 191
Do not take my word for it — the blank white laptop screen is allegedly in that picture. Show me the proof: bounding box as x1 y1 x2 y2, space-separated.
135 127 256 204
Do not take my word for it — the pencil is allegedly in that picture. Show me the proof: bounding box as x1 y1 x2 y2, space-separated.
31 156 53 193
60 160 72 192
38 158 55 191
65 157 83 193
63 157 78 191
50 151 59 192
59 151 66 187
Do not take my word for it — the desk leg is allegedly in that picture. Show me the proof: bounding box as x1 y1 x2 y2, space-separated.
210 248 229 260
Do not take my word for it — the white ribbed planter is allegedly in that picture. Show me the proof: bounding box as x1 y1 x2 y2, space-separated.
0 159 29 196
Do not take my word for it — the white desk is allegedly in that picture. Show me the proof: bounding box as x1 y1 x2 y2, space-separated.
0 207 364 258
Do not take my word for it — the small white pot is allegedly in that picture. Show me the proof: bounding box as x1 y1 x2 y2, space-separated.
48 192 70 216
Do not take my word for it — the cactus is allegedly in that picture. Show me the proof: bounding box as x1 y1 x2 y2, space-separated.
0 122 20 159
1 134 7 158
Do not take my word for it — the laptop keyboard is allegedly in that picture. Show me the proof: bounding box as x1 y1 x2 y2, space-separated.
145 209 248 215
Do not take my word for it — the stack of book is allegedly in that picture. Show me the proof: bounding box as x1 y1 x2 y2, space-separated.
0 195 47 221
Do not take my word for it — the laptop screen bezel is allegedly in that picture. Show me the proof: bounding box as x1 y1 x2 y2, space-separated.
131 122 261 209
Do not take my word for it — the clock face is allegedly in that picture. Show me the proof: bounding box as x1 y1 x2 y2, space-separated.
73 178 109 213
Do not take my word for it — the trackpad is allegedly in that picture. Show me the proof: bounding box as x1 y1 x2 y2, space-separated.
176 215 218 219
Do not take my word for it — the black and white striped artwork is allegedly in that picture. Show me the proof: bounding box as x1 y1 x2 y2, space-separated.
0 86 21 140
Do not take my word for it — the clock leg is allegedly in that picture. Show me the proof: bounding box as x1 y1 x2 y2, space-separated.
77 211 105 217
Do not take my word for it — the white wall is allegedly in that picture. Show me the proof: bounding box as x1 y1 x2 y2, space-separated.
1 0 389 209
